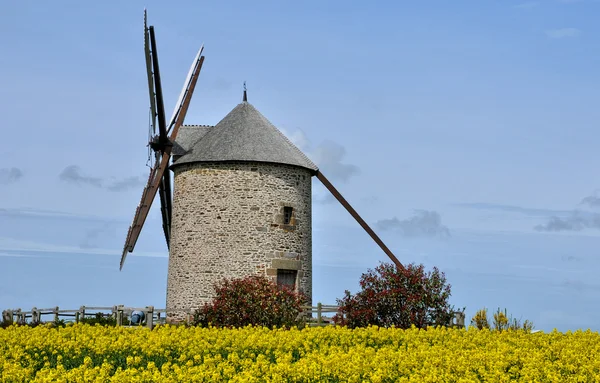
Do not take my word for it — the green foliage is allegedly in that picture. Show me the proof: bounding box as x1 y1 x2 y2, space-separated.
50 318 67 328
333 262 457 329
192 275 305 328
470 307 534 332
1 318 67 329
80 312 117 326
1 312 122 329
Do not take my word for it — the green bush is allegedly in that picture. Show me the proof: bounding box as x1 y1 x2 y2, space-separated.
80 312 117 326
192 275 305 328
333 262 459 329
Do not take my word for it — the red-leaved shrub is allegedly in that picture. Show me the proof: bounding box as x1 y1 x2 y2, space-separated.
192 275 305 328
333 262 456 329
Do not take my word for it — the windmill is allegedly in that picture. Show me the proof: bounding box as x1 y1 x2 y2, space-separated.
121 11 403 321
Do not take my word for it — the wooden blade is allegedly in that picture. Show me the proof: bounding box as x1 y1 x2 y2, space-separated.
148 26 168 145
168 54 205 138
120 51 204 270
143 9 156 134
316 171 404 270
120 150 171 270
163 160 173 227
157 155 171 249
168 45 204 133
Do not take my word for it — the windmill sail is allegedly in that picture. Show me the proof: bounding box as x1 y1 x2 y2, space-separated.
144 9 157 135
168 45 204 134
120 151 172 270
148 26 168 145
158 153 172 248
316 171 404 270
120 12 205 270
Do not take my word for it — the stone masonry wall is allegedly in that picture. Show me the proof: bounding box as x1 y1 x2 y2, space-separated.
167 161 313 320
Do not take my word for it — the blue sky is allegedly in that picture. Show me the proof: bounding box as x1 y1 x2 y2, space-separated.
1 0 600 332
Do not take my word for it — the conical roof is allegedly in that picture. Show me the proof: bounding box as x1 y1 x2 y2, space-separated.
172 102 318 172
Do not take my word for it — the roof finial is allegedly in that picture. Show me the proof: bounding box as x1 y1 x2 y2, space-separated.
243 81 247 102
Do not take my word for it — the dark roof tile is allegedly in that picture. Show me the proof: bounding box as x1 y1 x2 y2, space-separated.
172 102 317 172
173 125 213 155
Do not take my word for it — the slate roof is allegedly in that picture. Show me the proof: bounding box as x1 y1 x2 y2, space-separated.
172 102 318 172
172 125 212 156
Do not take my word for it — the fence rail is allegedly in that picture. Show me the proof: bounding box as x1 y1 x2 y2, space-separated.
2 304 466 329
300 303 466 328
1 305 167 329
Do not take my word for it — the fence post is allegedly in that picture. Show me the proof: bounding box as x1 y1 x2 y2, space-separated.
79 306 86 322
116 306 123 326
31 307 39 325
146 306 154 329
317 302 322 325
18 310 25 325
53 307 59 323
2 310 13 325
450 311 465 328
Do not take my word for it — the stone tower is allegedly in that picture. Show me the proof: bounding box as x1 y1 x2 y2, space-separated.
166 100 317 320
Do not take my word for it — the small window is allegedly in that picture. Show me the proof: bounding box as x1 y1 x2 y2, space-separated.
283 206 293 225
277 269 297 289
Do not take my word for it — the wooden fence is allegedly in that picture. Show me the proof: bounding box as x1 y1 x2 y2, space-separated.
1 305 166 329
2 304 466 329
301 304 466 328
301 303 342 326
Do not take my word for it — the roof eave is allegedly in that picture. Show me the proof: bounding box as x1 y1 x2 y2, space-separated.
170 159 318 175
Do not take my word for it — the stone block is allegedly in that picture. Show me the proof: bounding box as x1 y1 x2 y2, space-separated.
271 259 301 270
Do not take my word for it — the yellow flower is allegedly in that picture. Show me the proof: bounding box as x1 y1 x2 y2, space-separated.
1 323 600 381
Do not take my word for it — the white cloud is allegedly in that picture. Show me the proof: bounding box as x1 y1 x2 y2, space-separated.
106 176 146 192
534 211 600 232
281 128 360 183
545 28 582 38
376 210 451 238
580 193 600 208
310 141 359 182
59 165 147 192
0 167 23 184
0 251 41 258
0 236 166 258
281 128 310 151
59 165 102 187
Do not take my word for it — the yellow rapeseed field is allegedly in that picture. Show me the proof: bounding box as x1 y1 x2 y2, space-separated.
1 324 599 382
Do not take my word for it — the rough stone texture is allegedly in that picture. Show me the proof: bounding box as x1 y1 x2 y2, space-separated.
166 161 312 320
